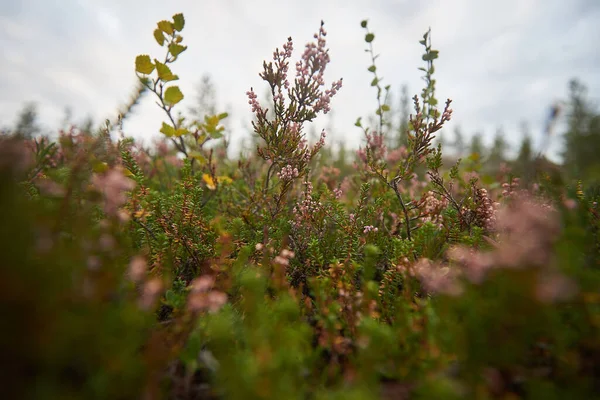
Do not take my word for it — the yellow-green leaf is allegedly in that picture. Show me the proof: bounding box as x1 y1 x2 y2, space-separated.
168 43 187 58
157 20 174 35
202 173 216 190
190 151 208 165
164 86 184 106
173 13 185 31
209 130 224 139
381 104 390 111
174 127 189 137
135 55 155 75
217 112 229 120
160 122 176 137
92 161 108 173
153 29 165 46
154 60 178 82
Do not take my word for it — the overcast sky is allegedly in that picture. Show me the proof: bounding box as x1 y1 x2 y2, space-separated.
1 0 599 160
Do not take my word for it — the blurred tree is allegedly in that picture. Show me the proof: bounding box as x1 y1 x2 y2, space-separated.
396 84 410 148
452 126 466 156
189 73 217 118
562 79 600 182
13 102 41 138
469 132 486 158
487 127 508 172
81 116 95 134
515 125 533 184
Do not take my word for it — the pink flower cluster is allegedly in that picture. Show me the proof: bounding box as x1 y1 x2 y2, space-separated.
91 165 136 220
363 225 378 234
277 164 299 181
412 258 463 296
187 275 228 313
333 187 343 200
273 248 295 267
356 131 386 167
473 188 499 230
446 195 577 303
502 177 520 198
291 181 322 229
420 190 449 228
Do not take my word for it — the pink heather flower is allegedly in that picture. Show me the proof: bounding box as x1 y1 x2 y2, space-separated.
563 198 577 210
128 255 147 283
246 89 262 114
414 258 462 296
139 278 163 311
277 164 299 181
333 187 343 199
363 225 378 234
420 191 449 229
447 246 493 284
92 166 136 217
291 181 321 229
273 255 289 266
190 275 215 293
187 284 228 313
188 275 227 313
535 272 578 303
281 249 295 259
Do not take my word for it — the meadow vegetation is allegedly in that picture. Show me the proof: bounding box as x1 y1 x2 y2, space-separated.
2 13 600 400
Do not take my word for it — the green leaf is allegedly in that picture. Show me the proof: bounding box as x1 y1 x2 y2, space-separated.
153 29 165 46
160 122 176 137
370 77 378 87
217 112 229 120
365 33 375 43
422 50 439 61
381 104 390 112
168 43 187 58
209 130 224 139
157 20 174 35
135 55 155 75
367 65 376 73
174 127 189 137
189 151 207 165
173 13 185 31
155 60 178 82
360 20 368 28
164 86 184 106
355 117 362 127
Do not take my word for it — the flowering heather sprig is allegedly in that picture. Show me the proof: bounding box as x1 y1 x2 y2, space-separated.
291 180 322 229
419 190 449 229
502 177 520 198
246 21 342 198
356 131 387 173
473 188 499 230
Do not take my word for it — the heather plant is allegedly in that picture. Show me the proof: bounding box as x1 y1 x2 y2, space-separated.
2 12 600 400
